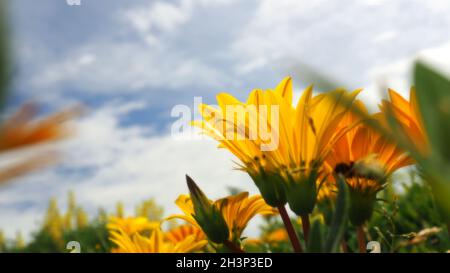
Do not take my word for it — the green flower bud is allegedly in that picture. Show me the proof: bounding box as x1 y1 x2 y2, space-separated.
186 175 229 244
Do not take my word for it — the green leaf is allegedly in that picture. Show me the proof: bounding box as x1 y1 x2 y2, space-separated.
307 220 323 253
324 175 349 252
413 62 450 223
414 62 450 162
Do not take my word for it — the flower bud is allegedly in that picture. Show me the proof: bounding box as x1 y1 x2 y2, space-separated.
186 175 229 244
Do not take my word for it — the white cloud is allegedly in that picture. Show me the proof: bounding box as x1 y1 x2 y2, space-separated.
27 0 246 98
122 0 193 46
123 0 239 39
17 0 450 103
30 42 230 95
231 0 450 88
364 41 450 107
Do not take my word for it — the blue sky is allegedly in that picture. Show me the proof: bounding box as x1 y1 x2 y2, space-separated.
1 0 450 240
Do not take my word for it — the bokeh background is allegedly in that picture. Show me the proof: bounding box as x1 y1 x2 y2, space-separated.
1 0 450 241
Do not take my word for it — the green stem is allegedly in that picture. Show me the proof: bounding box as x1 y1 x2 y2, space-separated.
300 214 310 243
277 205 303 253
223 240 245 253
341 238 348 253
357 225 366 253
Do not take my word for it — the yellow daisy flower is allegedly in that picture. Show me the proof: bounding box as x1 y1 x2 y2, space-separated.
110 228 207 253
169 192 276 243
193 77 361 216
107 216 159 236
326 101 413 226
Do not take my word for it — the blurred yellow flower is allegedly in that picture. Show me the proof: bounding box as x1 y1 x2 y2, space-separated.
169 192 276 242
107 216 159 236
379 88 428 155
15 231 25 249
43 198 64 245
75 208 89 229
265 227 289 243
110 228 207 253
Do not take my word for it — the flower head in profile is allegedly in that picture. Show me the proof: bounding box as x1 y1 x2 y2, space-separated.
168 179 276 244
193 77 361 215
326 101 414 225
110 228 207 253
280 86 361 216
107 216 159 236
192 78 294 206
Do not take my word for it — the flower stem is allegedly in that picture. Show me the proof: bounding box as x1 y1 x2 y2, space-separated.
357 225 366 253
300 214 310 243
277 205 303 253
341 239 348 253
223 240 245 253
447 222 450 237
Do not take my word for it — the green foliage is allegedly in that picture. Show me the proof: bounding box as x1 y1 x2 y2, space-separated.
248 171 449 253
19 220 111 253
369 172 450 253
306 177 349 253
413 62 450 222
0 192 165 253
414 62 450 162
324 176 349 252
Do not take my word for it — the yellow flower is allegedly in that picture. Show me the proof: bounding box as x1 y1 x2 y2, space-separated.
326 101 414 225
110 228 207 253
165 224 206 244
327 116 412 192
316 180 338 203
264 227 289 243
75 208 89 229
242 238 262 246
169 192 276 242
193 81 287 173
107 216 159 236
193 77 361 214
379 88 428 155
42 198 64 246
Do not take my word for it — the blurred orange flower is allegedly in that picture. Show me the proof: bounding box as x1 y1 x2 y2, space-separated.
0 103 80 184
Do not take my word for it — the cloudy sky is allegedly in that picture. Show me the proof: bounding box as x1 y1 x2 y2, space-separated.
1 0 450 240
